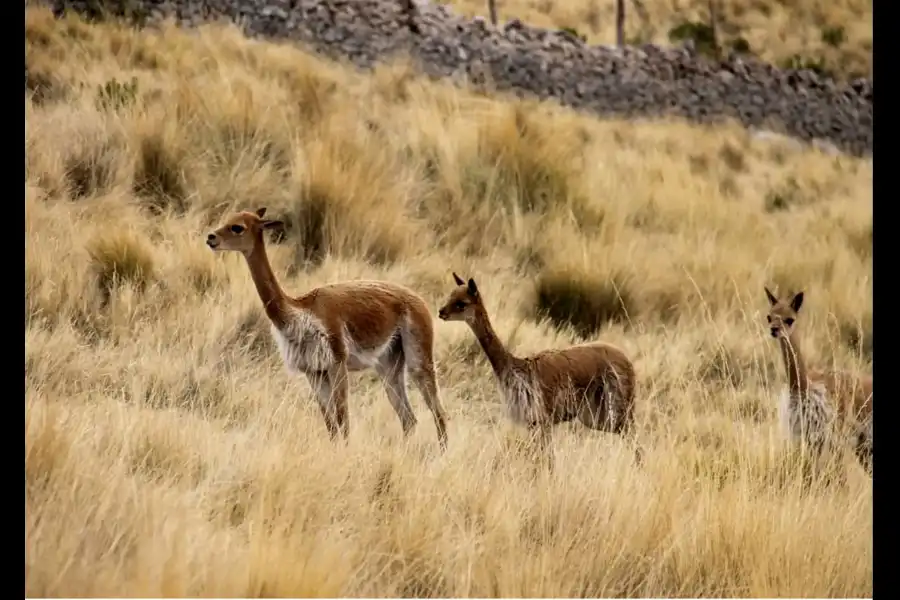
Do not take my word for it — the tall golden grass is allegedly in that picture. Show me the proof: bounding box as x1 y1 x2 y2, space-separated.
25 7 872 597
446 0 872 79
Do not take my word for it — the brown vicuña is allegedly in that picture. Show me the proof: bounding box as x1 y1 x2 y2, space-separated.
437 272 639 467
206 208 448 448
765 287 872 475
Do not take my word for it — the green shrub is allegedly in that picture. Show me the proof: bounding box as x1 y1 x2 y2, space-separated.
96 76 138 111
821 25 846 48
668 21 718 58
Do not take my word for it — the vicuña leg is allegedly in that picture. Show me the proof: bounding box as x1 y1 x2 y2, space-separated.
575 386 610 432
409 364 448 450
401 323 448 449
853 419 873 475
327 362 351 439
307 372 340 439
375 351 418 437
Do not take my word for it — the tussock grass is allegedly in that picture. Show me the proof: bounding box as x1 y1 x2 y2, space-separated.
24 7 872 597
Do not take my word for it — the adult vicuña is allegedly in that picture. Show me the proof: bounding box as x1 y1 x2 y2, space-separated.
206 208 449 448
437 272 638 467
765 287 872 475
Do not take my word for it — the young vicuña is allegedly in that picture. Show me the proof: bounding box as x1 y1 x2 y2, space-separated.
206 207 449 448
437 272 639 467
764 287 872 475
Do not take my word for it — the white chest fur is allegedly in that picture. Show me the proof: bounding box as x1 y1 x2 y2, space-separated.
501 369 544 426
777 383 833 446
271 310 335 374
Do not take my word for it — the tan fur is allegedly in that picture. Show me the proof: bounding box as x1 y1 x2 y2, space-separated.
438 272 639 468
207 208 448 448
765 287 872 474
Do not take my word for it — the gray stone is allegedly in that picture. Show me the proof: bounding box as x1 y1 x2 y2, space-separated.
42 0 873 157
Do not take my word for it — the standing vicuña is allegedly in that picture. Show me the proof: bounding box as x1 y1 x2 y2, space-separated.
206 208 449 448
437 272 638 467
765 287 872 475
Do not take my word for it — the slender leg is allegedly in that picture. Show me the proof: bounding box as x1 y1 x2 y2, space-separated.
853 420 873 475
409 365 448 450
328 362 350 439
375 354 418 437
400 325 448 450
306 372 339 439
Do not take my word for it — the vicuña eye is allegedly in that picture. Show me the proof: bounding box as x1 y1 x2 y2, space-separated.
230 224 245 234
766 315 772 323
454 301 466 310
784 318 794 326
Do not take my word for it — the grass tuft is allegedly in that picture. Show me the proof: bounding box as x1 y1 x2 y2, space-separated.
86 229 156 298
534 268 635 338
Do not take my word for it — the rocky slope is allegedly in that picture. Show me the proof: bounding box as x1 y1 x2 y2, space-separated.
45 0 873 156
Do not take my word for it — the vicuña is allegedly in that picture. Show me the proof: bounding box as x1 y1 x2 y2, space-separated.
206 208 449 448
765 287 872 475
437 272 638 467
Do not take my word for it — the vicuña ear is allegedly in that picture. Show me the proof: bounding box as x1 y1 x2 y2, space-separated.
261 219 284 231
764 286 778 306
467 278 479 297
256 207 267 219
790 291 804 312
452 272 465 286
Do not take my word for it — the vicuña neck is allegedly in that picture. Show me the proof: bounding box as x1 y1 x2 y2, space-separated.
243 235 288 324
469 310 515 378
779 330 809 398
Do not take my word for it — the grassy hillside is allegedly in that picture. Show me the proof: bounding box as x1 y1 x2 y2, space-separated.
25 6 872 597
446 0 872 79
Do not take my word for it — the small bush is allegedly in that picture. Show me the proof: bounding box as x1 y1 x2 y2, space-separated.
668 21 719 57
781 54 834 79
729 37 752 54
821 25 846 48
96 76 138 111
764 177 806 212
718 142 746 172
475 106 590 219
86 230 156 299
25 63 67 105
64 139 120 200
558 26 587 43
132 134 187 214
533 269 635 338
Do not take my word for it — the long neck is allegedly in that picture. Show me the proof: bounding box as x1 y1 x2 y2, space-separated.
243 235 288 324
469 310 515 378
779 330 809 397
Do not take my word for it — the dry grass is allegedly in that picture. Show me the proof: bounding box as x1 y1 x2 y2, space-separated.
25 7 872 597
446 0 872 79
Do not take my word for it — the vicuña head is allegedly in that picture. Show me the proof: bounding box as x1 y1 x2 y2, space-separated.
206 207 284 254
437 272 482 323
765 286 804 340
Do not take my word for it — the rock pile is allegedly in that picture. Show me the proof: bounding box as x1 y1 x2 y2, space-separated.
46 0 873 156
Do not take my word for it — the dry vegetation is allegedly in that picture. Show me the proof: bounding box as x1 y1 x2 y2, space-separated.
25 6 873 597
446 0 873 79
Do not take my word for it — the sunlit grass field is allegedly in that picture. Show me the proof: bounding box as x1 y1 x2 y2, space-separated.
25 6 872 596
